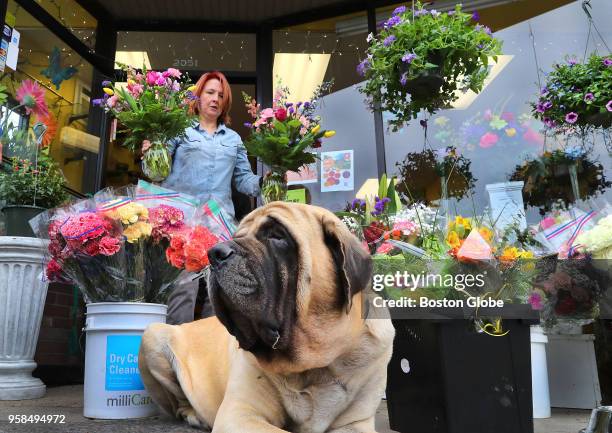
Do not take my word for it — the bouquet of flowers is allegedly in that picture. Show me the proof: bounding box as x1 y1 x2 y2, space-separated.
242 82 335 203
532 54 612 132
31 182 225 303
94 65 197 182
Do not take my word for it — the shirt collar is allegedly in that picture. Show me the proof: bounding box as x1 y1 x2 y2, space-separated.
193 121 227 135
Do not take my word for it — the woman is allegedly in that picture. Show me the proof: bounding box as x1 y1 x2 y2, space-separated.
143 71 262 324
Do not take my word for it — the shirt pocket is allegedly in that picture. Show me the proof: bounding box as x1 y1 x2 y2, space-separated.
217 139 238 160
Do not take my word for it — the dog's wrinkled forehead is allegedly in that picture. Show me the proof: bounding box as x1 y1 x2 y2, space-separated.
235 202 327 243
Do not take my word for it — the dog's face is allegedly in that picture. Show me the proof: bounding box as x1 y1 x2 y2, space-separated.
207 202 372 373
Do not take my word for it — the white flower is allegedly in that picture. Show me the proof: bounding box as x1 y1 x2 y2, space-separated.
366 33 374 43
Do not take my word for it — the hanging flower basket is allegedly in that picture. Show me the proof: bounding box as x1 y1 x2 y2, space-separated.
532 54 612 133
395 146 476 204
358 2 502 131
509 149 610 214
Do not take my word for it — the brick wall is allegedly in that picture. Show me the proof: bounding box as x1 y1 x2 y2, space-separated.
33 282 85 385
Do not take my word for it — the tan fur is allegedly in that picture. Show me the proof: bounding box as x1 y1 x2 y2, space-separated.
139 203 395 432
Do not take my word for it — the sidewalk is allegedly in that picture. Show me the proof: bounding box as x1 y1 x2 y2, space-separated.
0 385 591 433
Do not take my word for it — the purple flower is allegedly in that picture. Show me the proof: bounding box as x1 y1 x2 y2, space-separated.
92 98 104 106
413 9 428 17
447 11 456 16
567 58 578 66
382 197 391 204
471 10 480 21
604 58 612 67
357 58 370 76
303 101 311 109
393 5 406 15
384 15 402 28
101 80 111 87
565 112 579 124
296 102 302 108
402 52 417 64
244 122 252 128
540 87 549 96
607 100 612 112
400 72 408 86
285 102 293 108
535 102 546 113
543 101 553 110
430 9 441 17
584 93 595 102
543 117 556 128
383 35 396 47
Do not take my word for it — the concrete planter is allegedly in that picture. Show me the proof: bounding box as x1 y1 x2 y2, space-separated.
0 236 49 400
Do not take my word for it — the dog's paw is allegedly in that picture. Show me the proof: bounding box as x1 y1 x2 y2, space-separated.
176 406 209 430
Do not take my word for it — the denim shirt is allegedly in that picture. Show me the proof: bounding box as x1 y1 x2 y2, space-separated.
161 122 260 219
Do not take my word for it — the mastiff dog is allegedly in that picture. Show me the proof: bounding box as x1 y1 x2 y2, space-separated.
138 202 395 432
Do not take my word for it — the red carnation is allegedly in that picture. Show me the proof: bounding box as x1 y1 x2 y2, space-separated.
99 236 121 256
46 259 63 281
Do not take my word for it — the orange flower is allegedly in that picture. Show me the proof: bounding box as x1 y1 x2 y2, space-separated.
39 113 58 148
446 230 462 249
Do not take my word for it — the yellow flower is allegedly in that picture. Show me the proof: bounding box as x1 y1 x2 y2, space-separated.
500 246 519 262
505 128 517 137
324 130 336 138
103 88 114 96
127 79 136 86
187 85 197 92
446 231 462 249
123 222 152 243
518 250 534 259
311 124 321 134
478 227 493 243
449 216 472 232
106 202 148 226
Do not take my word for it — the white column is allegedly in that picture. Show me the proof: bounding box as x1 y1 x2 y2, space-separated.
530 325 551 418
0 237 49 400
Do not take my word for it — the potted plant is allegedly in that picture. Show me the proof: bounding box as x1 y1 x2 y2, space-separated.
509 148 610 214
395 146 476 205
242 82 335 203
95 65 196 182
358 3 502 131
532 54 612 132
0 80 68 236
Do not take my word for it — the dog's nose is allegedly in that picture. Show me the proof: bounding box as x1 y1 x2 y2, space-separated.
208 242 235 266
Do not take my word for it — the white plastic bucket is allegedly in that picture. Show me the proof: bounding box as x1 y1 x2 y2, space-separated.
530 325 551 418
83 302 167 419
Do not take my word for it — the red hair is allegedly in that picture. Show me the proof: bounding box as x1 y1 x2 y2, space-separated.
190 71 232 125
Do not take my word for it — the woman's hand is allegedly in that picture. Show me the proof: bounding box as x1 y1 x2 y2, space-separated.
140 140 152 159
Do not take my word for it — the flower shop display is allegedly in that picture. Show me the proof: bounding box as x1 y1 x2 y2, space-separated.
0 80 68 236
395 146 476 205
358 3 502 130
532 54 612 131
95 66 196 182
242 82 335 203
31 182 224 304
509 148 610 214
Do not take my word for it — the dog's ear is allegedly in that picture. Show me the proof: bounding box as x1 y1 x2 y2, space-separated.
322 215 372 314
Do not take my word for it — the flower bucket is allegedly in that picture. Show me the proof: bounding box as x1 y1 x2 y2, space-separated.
261 171 288 204
141 140 172 183
83 302 167 419
1 205 46 237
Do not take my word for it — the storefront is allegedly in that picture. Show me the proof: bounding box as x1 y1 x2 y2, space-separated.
0 0 610 407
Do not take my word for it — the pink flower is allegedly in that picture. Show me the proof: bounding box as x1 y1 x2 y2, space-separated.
99 236 121 256
171 81 180 92
606 100 612 112
376 242 394 255
393 220 418 235
260 108 275 119
479 132 499 148
540 217 556 230
528 292 544 311
134 73 144 83
164 68 181 78
146 71 163 86
16 79 48 118
60 212 107 244
46 259 63 281
107 95 118 108
483 109 493 121
149 204 185 240
127 82 143 97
